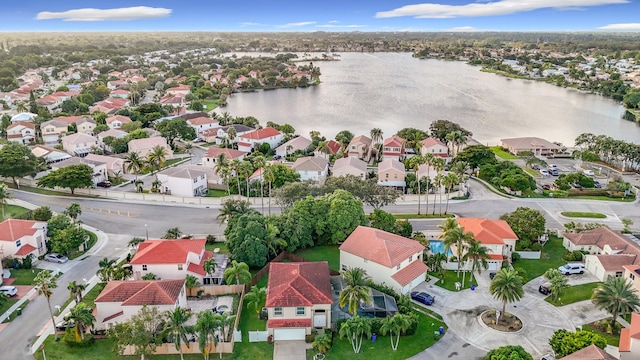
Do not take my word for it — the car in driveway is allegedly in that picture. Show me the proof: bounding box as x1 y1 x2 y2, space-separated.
558 263 584 275
411 291 435 305
44 253 68 263
0 285 18 297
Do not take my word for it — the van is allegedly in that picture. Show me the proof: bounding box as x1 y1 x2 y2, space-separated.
0 285 18 297
558 263 585 275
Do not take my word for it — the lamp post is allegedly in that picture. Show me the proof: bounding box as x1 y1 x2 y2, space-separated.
144 224 148 240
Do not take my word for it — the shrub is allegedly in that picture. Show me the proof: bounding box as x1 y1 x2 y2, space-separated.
530 242 542 251
63 327 95 347
206 234 216 244
483 345 533 360
563 250 584 262
516 240 532 251
511 252 521 263
549 329 606 357
21 254 33 270
33 206 53 221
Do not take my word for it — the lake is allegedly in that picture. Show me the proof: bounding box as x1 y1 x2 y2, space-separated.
222 52 638 146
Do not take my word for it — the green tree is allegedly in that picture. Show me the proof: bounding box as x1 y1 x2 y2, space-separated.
162 227 182 239
156 118 196 149
185 275 200 297
244 286 267 318
592 276 640 329
108 305 163 359
67 280 86 303
0 183 12 220
124 152 145 178
96 257 116 282
128 237 145 251
335 130 355 150
325 190 367 244
65 303 95 342
464 239 491 275
339 316 372 354
429 120 472 145
489 268 524 322
34 270 59 341
146 145 169 174
37 164 93 194
483 345 533 360
163 307 193 360
543 268 569 302
32 206 53 221
443 225 474 277
49 224 89 255
64 202 82 222
369 209 397 234
380 314 411 351
549 329 607 358
216 199 254 224
224 213 269 267
195 310 222 360
452 145 496 172
203 258 216 277
312 332 332 354
0 142 39 188
339 267 372 316
499 207 546 243
407 155 426 215
223 260 251 285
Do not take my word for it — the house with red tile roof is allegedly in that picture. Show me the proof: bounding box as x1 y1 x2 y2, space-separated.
6 121 36 144
94 279 187 330
105 115 132 129
313 139 342 160
109 89 130 98
340 226 428 294
129 239 219 283
620 313 640 359
202 147 247 168
237 127 283 153
377 158 406 188
420 138 449 159
382 135 406 161
347 135 372 161
159 93 187 108
265 262 333 340
0 219 47 259
90 98 129 115
166 84 191 95
560 344 616 360
185 116 219 137
455 218 518 270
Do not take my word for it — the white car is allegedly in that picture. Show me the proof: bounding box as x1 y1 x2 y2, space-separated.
558 263 585 275
539 169 550 176
0 285 18 297
44 253 69 263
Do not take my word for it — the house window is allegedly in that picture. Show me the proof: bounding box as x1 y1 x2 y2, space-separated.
631 274 636 280
396 264 401 270
409 255 413 262
15 240 21 247
142 265 147 271
394 174 398 179
178 264 183 270
616 271 623 277
274 307 283 316
296 307 305 316
385 174 389 179
351 145 356 150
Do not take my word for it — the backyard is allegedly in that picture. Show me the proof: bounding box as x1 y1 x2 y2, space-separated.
545 282 602 306
295 245 340 272
516 235 566 283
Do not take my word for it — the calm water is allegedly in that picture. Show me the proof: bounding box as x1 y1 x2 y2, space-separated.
223 52 639 146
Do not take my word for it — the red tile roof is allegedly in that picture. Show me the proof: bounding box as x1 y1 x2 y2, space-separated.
348 135 372 147
564 227 629 247
240 127 281 140
15 244 37 256
95 280 184 306
106 115 132 124
383 135 404 148
187 250 213 276
130 239 206 264
456 218 518 245
268 318 312 328
325 140 341 154
0 219 39 241
559 344 616 359
391 260 428 286
53 115 84 125
266 262 332 307
421 137 447 148
204 147 247 160
340 226 424 268
7 121 36 130
103 311 124 322
187 117 217 126
620 313 640 352
489 254 504 260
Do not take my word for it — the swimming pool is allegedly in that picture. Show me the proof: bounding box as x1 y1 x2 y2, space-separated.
429 240 453 256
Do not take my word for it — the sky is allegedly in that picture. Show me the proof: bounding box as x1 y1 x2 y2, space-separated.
2 0 640 32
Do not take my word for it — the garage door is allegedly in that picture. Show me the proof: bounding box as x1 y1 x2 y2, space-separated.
274 329 306 341
487 262 499 271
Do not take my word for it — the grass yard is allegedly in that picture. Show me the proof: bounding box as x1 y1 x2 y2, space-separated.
3 299 30 323
1 204 30 219
295 245 340 272
0 298 19 317
561 212 607 219
522 167 540 177
429 271 477 291
205 241 230 254
516 235 567 284
490 146 518 160
582 323 620 346
9 268 45 285
201 99 221 111
392 213 454 219
205 189 229 197
545 282 601 306
569 195 636 202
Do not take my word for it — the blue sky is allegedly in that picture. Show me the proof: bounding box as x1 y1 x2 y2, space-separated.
2 0 640 32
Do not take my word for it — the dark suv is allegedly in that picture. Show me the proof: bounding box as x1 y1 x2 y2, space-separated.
411 291 435 305
96 181 112 188
538 283 552 295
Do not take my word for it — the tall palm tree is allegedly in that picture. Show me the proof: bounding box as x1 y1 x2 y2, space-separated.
231 159 242 198
67 280 86 303
380 314 411 351
426 253 448 282
450 161 470 196
543 268 568 302
64 303 95 342
0 183 12 220
244 286 267 318
263 223 286 258
163 307 193 360
185 275 200 297
437 217 458 238
223 260 251 286
97 257 116 282
263 165 276 216
407 155 425 215
339 267 372 316
251 155 266 213
226 127 237 148
147 145 169 174
463 239 491 276
369 128 383 162
124 152 145 179
214 153 230 196
64 202 83 223
592 276 640 328
339 316 371 354
421 153 436 215
219 312 236 342
34 270 59 341
443 225 474 276
489 268 524 322
239 161 254 199
203 258 216 278
16 101 27 113
443 172 459 214
195 310 222 360
128 237 145 251
431 158 446 215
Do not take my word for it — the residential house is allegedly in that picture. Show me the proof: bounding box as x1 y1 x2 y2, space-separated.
331 156 368 179
76 117 97 135
30 145 71 164
60 132 99 157
6 121 36 144
128 137 173 160
90 98 129 115
109 89 130 98
185 116 219 138
53 115 83 126
129 239 220 283
620 313 640 359
420 138 449 159
347 135 372 161
382 135 406 161
159 93 187 108
106 80 127 90
202 124 254 145
456 218 518 270
265 262 333 340
500 137 561 156
237 127 283 153
36 95 62 112
564 227 640 281
84 154 125 176
98 129 127 152
10 112 37 123
50 157 108 184
313 140 341 160
292 157 329 183
157 165 208 197
275 136 312 159
0 219 47 260
184 164 223 188
40 119 68 144
94 279 187 330
165 84 191 95
202 147 247 168
340 226 428 294
106 115 132 129
559 344 617 360
377 158 406 188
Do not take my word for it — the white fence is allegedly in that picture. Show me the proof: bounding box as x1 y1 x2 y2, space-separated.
515 250 541 259
249 330 269 342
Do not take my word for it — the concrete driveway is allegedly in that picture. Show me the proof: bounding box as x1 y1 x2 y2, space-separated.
274 340 307 360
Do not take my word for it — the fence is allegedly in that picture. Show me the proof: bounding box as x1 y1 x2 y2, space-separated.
515 250 541 259
199 284 244 296
121 341 234 356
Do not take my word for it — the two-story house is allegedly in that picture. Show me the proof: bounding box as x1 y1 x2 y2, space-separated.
347 135 372 161
84 154 125 176
185 116 219 138
292 157 329 183
266 262 333 341
340 226 428 294
237 127 283 153
6 121 36 144
331 156 368 180
456 218 518 270
40 119 68 144
202 147 248 168
105 115 132 130
157 165 208 197
128 137 173 160
60 132 99 157
377 158 406 188
0 219 47 259
275 136 312 159
201 124 254 145
382 135 406 161
76 118 97 135
420 138 449 159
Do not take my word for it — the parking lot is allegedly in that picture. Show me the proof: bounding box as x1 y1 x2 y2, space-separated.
527 157 612 190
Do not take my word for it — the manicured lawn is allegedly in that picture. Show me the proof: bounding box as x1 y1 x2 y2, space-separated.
0 298 19 317
582 323 620 346
9 268 45 285
205 241 230 254
205 189 229 197
201 99 220 111
3 299 30 323
522 167 540 177
490 146 518 160
516 235 567 284
429 270 476 291
545 282 601 306
569 195 636 202
392 213 454 219
561 211 607 219
68 231 98 260
1 204 30 219
295 245 340 271
239 294 267 334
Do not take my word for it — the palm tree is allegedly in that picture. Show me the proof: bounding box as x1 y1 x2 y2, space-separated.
64 303 95 342
64 202 83 223
147 145 169 174
421 153 436 215
124 152 145 179
214 153 230 196
34 270 59 341
489 268 524 322
244 286 267 318
438 217 458 238
0 183 12 220
251 155 266 213
312 332 332 354
195 310 222 360
216 199 252 224
239 161 254 198
263 165 276 216
450 161 470 196
263 223 286 258
231 159 242 198
407 155 425 215
443 225 474 276
134 179 144 193
67 280 86 303
203 258 216 278
380 314 411 351
339 267 372 316
226 127 237 148
543 268 568 302
163 307 193 360
369 128 383 162
163 227 182 239
224 260 251 286
434 173 446 215
463 239 491 276
185 275 200 297
426 253 448 283
339 316 371 354
16 101 27 113
443 172 459 214
128 236 145 251
592 276 640 328
431 158 445 215
97 257 116 282
112 265 133 280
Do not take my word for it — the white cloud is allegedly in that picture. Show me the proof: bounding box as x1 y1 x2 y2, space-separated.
448 26 480 32
36 6 171 21
277 21 316 28
376 0 628 19
597 23 640 30
240 22 265 27
316 24 367 28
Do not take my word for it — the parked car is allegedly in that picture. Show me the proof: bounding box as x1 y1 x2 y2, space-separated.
96 181 112 188
538 283 552 295
44 253 68 263
539 169 550 176
411 291 435 305
558 263 584 275
549 169 559 176
594 181 602 188
0 285 18 297
489 272 496 280
549 164 558 170
583 169 595 176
